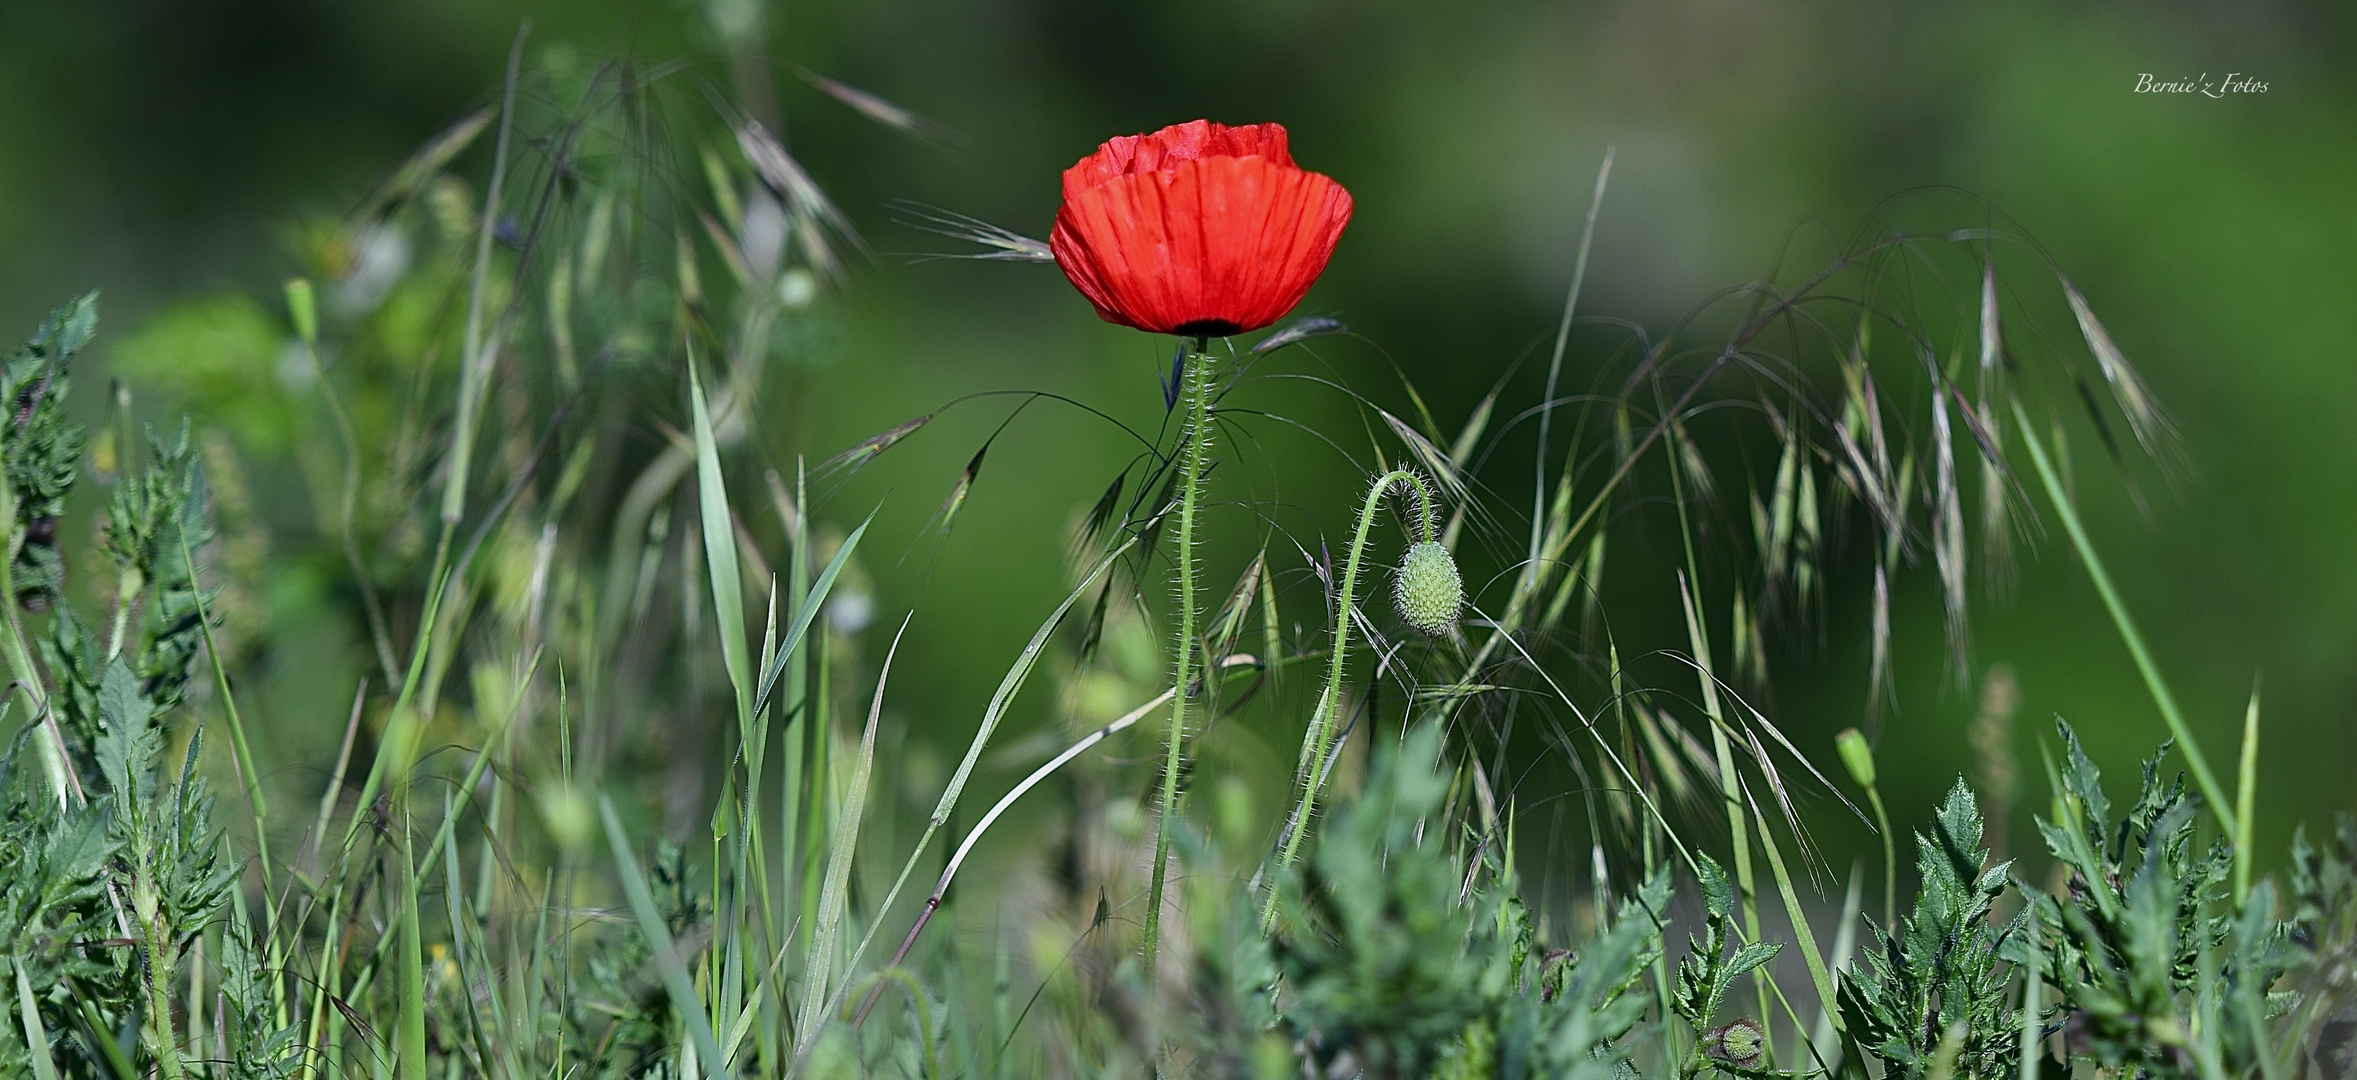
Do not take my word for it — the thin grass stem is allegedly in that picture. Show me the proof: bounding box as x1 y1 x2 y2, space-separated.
2009 399 2232 835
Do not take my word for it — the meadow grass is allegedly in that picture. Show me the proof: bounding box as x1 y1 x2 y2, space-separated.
1 25 2352 1080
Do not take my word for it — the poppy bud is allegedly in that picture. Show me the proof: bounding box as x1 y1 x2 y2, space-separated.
284 277 318 346
1394 540 1462 637
1836 727 1877 789
1704 1019 1766 1068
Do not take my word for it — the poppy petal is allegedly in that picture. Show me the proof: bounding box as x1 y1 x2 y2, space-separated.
1051 122 1351 336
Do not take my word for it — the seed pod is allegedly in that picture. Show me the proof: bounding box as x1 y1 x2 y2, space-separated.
1835 727 1877 789
1703 1018 1767 1069
1394 540 1462 637
285 277 319 346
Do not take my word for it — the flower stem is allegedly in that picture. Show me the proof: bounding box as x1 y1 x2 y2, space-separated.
1142 341 1216 971
1262 469 1434 930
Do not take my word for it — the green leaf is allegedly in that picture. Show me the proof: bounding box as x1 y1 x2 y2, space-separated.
796 620 903 1049
14 962 61 1080
1696 853 1734 921
95 660 156 803
749 505 879 718
1723 941 1782 983
689 356 753 731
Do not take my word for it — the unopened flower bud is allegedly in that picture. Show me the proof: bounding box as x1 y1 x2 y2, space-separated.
1704 1018 1766 1068
1394 540 1462 637
1835 727 1877 789
284 277 319 346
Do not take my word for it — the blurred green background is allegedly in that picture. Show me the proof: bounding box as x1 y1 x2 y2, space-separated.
0 0 2349 873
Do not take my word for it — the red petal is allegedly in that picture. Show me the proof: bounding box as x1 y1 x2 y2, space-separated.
1061 120 1295 201
1051 153 1352 335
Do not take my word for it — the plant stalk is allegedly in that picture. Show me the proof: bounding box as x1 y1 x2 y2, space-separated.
2010 400 2232 836
1264 468 1435 930
1143 341 1215 970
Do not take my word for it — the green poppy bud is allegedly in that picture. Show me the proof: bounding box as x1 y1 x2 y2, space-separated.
284 277 319 346
1704 1018 1766 1068
1835 727 1877 789
1394 540 1462 637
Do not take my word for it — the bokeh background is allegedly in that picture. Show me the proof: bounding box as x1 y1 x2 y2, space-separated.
1 0 2350 876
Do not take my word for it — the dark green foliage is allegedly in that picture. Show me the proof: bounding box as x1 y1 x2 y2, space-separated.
1255 723 1666 1080
7 297 218 791
1839 778 2024 1080
2019 720 2289 1079
215 918 302 1080
0 728 126 1075
98 422 216 713
0 664 235 1079
0 297 237 1080
2 293 94 604
2287 817 2357 1077
567 841 708 1080
1672 854 1779 1062
102 660 239 944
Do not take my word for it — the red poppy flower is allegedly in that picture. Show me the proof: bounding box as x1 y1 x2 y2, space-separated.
1050 120 1353 338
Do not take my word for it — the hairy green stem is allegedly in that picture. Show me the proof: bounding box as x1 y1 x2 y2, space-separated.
1143 343 1216 970
140 906 185 1080
1262 468 1436 930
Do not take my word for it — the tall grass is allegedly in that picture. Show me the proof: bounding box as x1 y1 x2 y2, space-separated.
2 20 2351 1080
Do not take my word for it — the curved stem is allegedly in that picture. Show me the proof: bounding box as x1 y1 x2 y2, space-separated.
1866 784 1894 929
1263 468 1435 929
1142 343 1216 971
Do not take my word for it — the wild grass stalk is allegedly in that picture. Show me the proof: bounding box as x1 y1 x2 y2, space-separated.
2010 399 2233 834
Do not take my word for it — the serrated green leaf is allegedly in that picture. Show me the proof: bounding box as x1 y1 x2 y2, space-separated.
1723 941 1782 983
95 660 156 804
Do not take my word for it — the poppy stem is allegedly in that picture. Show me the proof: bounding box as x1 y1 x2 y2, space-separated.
1260 469 1436 932
1142 340 1216 971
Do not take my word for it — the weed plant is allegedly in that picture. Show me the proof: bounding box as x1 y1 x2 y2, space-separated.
3 22 2353 1080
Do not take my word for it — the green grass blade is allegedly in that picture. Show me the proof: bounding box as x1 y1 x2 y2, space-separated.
414 648 541 887
397 808 427 1080
823 535 1136 1016
2010 399 2232 835
2020 921 2042 1080
2234 683 2260 907
67 984 138 1080
857 686 1178 1025
751 506 881 718
797 618 907 1049
602 796 731 1080
1524 146 1613 600
440 26 526 529
14 961 60 1080
1748 790 1840 1044
1810 861 1864 1068
691 355 755 734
